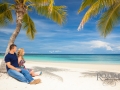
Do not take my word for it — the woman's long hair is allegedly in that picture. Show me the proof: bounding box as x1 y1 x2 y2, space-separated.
17 48 24 60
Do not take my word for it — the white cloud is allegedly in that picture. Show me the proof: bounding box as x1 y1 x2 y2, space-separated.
89 40 113 51
73 40 114 51
49 50 62 53
37 40 114 54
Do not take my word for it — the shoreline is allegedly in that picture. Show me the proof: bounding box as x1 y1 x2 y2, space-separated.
0 59 120 72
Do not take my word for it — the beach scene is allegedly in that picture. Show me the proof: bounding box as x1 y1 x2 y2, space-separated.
0 0 120 90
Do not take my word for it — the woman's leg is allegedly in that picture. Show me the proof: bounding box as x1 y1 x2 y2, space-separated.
30 70 38 77
30 70 42 77
7 69 28 83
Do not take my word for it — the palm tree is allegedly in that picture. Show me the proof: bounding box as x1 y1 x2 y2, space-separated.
0 0 67 73
78 0 120 37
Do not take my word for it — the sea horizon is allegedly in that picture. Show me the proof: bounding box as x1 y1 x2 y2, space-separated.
0 54 120 65
0 53 120 55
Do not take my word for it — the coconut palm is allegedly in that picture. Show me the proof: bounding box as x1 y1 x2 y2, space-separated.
78 0 120 37
0 0 67 72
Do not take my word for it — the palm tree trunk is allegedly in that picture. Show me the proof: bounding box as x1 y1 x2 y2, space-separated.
0 23 22 73
0 3 27 73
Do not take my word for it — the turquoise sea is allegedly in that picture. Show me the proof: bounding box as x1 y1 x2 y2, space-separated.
0 54 120 65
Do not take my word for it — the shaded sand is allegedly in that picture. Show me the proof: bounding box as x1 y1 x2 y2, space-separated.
0 59 120 90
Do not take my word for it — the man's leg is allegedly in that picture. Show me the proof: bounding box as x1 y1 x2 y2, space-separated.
7 69 28 83
20 68 34 83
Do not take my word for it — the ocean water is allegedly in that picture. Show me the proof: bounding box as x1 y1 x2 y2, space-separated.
0 54 120 65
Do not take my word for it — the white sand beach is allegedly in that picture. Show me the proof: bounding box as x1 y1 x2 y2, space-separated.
0 59 120 90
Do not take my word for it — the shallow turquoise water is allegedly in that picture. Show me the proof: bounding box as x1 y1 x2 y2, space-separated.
1 54 120 65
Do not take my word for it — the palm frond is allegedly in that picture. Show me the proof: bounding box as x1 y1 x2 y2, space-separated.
22 14 36 39
9 4 16 10
99 0 116 7
98 3 120 37
78 0 102 30
23 0 28 4
28 0 49 6
36 5 67 25
28 0 66 25
78 0 118 31
78 0 117 14
51 6 67 25
48 0 54 13
0 3 13 27
28 0 55 13
78 0 96 14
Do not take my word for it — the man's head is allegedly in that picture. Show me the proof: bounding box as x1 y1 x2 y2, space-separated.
10 44 17 52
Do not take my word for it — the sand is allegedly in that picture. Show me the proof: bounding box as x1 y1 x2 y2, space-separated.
0 59 120 90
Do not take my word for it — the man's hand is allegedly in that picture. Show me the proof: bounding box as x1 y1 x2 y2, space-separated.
6 62 21 72
15 68 21 72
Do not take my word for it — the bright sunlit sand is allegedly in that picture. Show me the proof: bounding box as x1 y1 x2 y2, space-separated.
0 59 120 90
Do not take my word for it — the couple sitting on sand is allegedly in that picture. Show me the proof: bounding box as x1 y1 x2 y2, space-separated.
5 44 42 84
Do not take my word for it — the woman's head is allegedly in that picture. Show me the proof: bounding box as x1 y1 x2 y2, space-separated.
17 48 25 57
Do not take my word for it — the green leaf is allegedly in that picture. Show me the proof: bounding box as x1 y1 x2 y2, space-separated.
36 5 67 25
78 0 116 14
99 0 116 7
48 0 54 14
78 0 96 14
78 0 103 30
27 0 67 25
77 0 120 37
98 3 120 37
28 0 55 14
22 14 36 39
28 0 50 6
0 3 13 27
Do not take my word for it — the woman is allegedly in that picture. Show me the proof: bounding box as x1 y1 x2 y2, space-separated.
17 48 42 77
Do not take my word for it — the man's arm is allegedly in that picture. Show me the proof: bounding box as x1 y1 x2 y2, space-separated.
6 62 21 72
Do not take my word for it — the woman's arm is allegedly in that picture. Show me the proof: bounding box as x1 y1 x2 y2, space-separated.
18 56 21 64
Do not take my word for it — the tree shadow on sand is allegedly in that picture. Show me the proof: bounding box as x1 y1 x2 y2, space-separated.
32 66 69 82
80 71 120 86
0 67 69 82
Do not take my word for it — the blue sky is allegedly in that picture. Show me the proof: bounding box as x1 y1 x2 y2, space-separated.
0 0 120 54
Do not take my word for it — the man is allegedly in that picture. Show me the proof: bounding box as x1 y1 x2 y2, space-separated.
5 44 41 84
